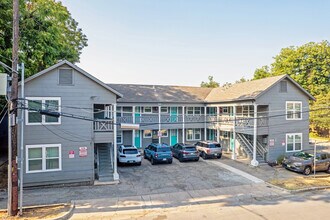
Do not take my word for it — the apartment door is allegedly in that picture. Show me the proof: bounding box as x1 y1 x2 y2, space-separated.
170 129 178 146
135 130 141 148
134 106 141 123
170 107 178 122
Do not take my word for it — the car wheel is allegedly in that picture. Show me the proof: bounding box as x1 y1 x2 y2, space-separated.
195 158 199 162
327 165 330 174
137 162 141 166
303 166 311 175
178 154 183 162
168 159 173 164
151 157 156 165
217 154 222 159
202 152 207 160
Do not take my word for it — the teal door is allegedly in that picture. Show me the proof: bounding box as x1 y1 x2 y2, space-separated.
170 107 178 122
208 129 215 141
135 130 141 148
230 132 234 150
135 107 141 123
170 129 178 146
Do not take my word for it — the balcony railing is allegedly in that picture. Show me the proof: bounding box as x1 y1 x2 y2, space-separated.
94 120 113 132
115 114 268 128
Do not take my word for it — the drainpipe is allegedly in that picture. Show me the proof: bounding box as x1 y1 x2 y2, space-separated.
232 105 237 160
204 106 207 140
251 102 259 166
158 104 161 143
182 106 185 144
113 103 119 180
132 106 135 146
19 63 24 215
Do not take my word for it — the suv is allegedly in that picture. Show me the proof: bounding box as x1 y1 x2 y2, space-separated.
144 143 173 165
117 145 141 165
171 143 199 162
282 150 330 175
195 141 222 159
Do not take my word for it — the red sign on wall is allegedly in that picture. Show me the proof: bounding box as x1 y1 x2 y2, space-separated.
69 150 75 159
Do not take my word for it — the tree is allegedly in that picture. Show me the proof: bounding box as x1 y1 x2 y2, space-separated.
0 0 87 109
0 0 88 77
201 76 219 88
253 41 330 137
310 91 330 137
235 77 249 84
253 66 271 80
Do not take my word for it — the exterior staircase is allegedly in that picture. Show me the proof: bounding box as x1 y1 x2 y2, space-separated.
97 144 114 182
236 133 267 163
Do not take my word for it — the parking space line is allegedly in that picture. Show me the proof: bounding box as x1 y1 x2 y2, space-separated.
203 160 264 183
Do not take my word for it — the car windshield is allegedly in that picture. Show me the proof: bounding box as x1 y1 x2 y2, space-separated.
208 144 221 148
184 147 196 151
293 151 313 159
157 147 171 152
123 149 138 154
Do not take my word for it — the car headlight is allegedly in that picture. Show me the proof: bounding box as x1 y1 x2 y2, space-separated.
293 162 302 167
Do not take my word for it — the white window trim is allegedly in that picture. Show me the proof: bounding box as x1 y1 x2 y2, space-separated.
117 131 123 144
143 130 152 138
26 144 62 173
161 107 168 113
161 129 168 137
26 97 61 125
286 133 303 152
58 68 74 86
186 128 202 141
143 107 152 113
286 101 302 120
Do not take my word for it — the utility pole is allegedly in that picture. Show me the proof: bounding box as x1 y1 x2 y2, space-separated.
9 0 20 216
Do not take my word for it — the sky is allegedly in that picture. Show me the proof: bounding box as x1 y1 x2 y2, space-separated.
60 0 330 86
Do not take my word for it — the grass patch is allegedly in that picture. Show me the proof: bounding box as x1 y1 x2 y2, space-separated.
0 204 70 220
269 176 330 190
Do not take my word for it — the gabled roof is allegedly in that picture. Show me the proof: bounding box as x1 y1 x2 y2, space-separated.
23 60 123 98
206 75 315 102
108 84 212 103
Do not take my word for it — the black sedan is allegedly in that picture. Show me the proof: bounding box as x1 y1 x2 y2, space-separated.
171 143 199 162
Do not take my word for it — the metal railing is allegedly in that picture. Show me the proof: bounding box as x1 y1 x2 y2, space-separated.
94 120 114 131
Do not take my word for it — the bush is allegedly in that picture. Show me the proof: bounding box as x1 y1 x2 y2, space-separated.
276 154 285 165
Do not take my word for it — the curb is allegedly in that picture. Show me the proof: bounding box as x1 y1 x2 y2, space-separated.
289 185 330 194
52 200 75 220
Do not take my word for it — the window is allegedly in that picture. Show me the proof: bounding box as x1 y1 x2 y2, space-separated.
161 107 168 113
58 68 73 85
222 131 228 138
187 107 194 115
117 131 123 144
187 107 202 115
223 107 228 113
26 144 61 173
26 97 61 125
286 101 302 120
280 81 287 93
160 129 168 137
286 133 302 152
194 107 201 115
144 107 152 113
186 128 201 141
116 106 122 117
143 130 152 138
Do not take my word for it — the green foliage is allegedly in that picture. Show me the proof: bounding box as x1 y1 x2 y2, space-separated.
235 77 249 84
201 76 220 88
0 0 88 77
253 66 271 80
252 41 330 137
276 154 285 165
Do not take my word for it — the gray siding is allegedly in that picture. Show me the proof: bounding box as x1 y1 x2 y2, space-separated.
256 79 310 161
21 64 117 186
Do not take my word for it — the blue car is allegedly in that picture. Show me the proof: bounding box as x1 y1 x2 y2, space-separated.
143 143 173 165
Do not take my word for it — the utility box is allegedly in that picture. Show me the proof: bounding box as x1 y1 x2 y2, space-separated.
0 74 7 95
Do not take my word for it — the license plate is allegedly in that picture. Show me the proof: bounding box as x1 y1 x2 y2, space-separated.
190 153 194 155
163 158 166 161
287 165 291 168
214 154 218 156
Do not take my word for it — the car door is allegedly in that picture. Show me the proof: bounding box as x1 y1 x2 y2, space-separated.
316 154 328 171
171 144 178 157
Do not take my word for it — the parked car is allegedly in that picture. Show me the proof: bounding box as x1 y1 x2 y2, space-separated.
144 143 173 165
195 141 222 159
117 145 141 165
282 150 330 175
171 143 199 162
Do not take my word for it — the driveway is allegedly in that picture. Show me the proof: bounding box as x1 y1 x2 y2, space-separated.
117 157 253 195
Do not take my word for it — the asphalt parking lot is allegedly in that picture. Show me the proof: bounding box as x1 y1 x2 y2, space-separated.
117 156 253 196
